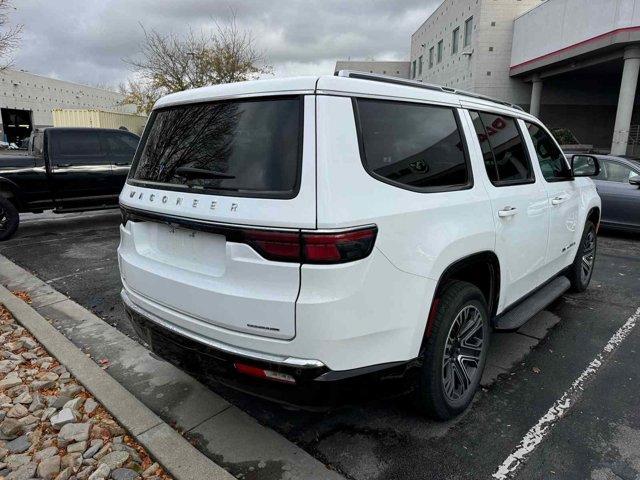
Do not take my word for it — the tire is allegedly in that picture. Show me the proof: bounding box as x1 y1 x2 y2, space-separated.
568 220 597 293
413 281 490 420
0 196 19 241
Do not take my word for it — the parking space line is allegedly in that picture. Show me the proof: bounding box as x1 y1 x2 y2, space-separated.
492 306 640 479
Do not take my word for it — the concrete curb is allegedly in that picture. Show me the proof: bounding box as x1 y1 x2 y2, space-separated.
0 253 346 480
0 284 235 480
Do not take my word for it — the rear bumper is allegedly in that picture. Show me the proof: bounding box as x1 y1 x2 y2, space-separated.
123 291 416 409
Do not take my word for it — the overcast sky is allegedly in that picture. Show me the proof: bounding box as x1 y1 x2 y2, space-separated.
9 0 440 90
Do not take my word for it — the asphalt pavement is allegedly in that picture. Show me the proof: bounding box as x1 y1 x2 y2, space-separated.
4 210 640 480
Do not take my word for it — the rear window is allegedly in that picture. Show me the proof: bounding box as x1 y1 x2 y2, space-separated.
129 96 302 198
354 98 470 191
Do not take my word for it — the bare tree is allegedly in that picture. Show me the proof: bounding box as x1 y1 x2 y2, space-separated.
118 80 158 115
0 0 22 69
121 14 271 114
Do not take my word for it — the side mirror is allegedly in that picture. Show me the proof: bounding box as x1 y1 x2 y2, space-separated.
571 154 600 177
630 175 640 187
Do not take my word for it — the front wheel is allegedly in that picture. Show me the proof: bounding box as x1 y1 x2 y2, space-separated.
413 281 490 420
0 196 19 241
568 221 597 292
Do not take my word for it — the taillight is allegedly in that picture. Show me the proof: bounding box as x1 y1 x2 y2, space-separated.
243 226 378 264
303 228 378 263
243 229 301 263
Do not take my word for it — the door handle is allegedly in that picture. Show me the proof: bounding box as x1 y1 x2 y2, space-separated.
498 206 518 218
114 162 130 166
55 163 71 168
551 196 567 205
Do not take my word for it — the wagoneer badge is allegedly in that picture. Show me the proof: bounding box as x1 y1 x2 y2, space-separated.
127 189 238 212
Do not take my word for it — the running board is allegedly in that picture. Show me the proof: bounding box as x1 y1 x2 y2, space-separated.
492 276 571 331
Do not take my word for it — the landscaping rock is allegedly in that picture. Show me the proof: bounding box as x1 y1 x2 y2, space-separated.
82 440 103 459
0 417 22 438
67 440 87 453
58 422 91 446
34 446 59 462
61 452 81 469
54 466 73 480
6 404 28 419
13 392 32 404
5 461 36 480
5 434 30 454
0 376 22 390
63 397 84 412
142 462 159 477
83 398 98 415
112 468 141 480
99 451 129 470
37 454 61 480
51 408 77 429
88 462 110 480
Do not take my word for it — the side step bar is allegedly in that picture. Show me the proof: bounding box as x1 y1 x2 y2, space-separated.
493 276 571 330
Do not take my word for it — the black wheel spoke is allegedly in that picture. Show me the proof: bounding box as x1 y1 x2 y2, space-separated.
441 305 485 402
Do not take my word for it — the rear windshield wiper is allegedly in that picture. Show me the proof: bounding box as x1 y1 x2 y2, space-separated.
175 166 235 180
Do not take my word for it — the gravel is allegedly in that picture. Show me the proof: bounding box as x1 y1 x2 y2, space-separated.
0 302 171 480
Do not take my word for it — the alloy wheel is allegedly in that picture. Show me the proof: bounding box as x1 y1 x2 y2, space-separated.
442 305 485 402
581 229 596 284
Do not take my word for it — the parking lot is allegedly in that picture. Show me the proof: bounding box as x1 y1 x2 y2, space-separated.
4 210 640 480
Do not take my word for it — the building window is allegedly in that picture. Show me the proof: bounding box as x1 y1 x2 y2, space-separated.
418 55 423 75
464 16 473 47
429 47 434 68
437 40 443 63
412 60 417 78
452 27 459 54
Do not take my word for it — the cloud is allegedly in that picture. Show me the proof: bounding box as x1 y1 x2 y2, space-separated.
9 0 440 89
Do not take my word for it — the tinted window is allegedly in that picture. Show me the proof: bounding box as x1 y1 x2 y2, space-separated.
104 132 139 157
525 122 569 181
52 131 101 156
470 111 533 185
130 97 302 198
355 99 469 190
599 160 639 182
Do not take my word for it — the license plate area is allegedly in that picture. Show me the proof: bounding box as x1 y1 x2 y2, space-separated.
132 222 227 277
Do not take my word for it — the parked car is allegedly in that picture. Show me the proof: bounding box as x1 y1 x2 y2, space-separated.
118 72 601 419
567 153 639 232
0 127 139 240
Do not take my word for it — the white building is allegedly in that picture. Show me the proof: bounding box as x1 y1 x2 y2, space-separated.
0 69 131 144
410 0 544 103
334 60 411 79
408 0 640 153
511 0 640 154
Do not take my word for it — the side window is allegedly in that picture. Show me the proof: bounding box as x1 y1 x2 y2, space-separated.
470 111 534 185
52 131 101 157
524 122 570 181
602 160 637 183
355 98 470 191
104 132 139 158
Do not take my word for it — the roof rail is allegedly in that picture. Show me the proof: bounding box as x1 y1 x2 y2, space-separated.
336 70 524 112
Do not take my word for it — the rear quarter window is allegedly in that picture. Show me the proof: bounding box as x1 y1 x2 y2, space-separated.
353 98 471 192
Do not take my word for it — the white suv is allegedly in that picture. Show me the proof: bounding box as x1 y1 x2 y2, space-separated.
118 72 601 419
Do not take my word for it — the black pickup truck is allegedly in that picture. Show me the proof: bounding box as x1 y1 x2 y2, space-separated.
0 127 140 240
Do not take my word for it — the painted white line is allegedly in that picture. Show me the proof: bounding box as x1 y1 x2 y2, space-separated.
492 306 640 479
